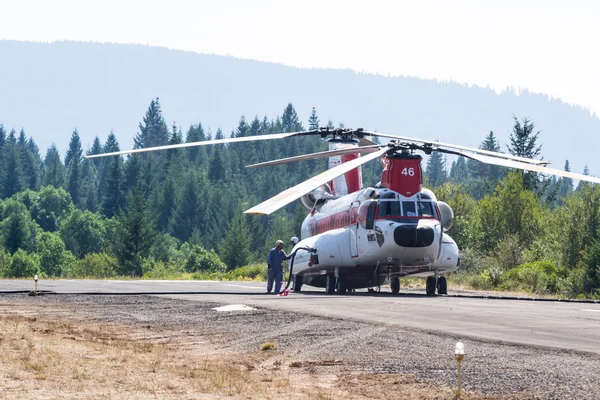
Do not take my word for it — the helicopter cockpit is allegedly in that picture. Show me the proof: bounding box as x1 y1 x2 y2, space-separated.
376 191 438 222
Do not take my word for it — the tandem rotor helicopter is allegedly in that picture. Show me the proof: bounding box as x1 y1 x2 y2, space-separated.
87 128 600 296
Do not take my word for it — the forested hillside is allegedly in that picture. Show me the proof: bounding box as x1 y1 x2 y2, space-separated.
1 99 600 298
1 40 599 176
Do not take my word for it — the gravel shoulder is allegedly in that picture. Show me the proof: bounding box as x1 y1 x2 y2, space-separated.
1 293 599 399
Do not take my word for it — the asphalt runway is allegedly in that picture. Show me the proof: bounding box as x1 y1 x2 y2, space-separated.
2 279 600 355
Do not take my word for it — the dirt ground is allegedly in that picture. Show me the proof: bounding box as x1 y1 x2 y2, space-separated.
0 294 596 399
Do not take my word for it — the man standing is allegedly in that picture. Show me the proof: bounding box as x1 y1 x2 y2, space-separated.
267 240 291 293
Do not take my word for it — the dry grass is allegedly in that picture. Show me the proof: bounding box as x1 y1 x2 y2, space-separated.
260 341 276 351
0 301 498 399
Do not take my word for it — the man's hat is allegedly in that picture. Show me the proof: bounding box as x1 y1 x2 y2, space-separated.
275 240 284 246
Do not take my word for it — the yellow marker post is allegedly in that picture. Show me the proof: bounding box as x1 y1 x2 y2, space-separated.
455 342 465 399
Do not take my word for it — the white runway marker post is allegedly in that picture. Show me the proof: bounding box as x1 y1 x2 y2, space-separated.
34 274 38 295
455 342 465 399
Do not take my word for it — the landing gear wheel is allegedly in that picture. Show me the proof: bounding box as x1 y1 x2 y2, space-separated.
293 275 303 292
337 277 348 295
391 277 400 294
325 274 336 295
426 276 436 296
437 276 447 295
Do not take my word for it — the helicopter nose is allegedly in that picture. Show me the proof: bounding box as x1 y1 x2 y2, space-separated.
393 224 435 247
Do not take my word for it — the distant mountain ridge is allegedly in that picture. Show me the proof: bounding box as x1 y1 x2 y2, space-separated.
0 40 598 174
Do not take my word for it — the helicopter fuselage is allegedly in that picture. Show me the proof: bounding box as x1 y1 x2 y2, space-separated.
289 147 460 292
291 186 460 290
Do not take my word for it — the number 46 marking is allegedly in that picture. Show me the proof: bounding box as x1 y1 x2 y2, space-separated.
401 167 415 176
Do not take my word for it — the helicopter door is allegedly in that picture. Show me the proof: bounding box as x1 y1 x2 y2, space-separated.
350 223 359 258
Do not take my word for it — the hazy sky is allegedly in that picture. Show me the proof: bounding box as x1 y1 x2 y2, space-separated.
1 0 599 116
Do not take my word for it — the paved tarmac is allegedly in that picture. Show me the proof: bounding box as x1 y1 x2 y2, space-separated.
2 279 600 355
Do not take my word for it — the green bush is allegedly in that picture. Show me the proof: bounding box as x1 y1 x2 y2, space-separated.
227 264 267 280
582 241 600 294
184 245 226 273
191 271 223 280
458 247 484 273
142 259 186 279
469 267 503 290
501 261 568 294
0 246 6 277
489 234 523 271
150 233 180 262
4 249 40 278
68 253 118 278
37 231 73 277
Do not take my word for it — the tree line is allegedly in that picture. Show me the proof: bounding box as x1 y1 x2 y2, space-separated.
0 100 381 279
1 100 599 297
423 117 599 297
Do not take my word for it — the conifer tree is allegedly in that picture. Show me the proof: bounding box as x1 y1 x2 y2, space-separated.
24 138 42 191
557 160 574 201
43 145 65 188
208 128 226 183
157 177 176 232
576 165 590 192
449 157 468 184
281 103 303 133
466 131 505 198
103 131 120 153
89 136 103 169
116 189 156 276
470 131 502 179
234 116 249 138
134 98 169 149
81 159 99 212
219 210 252 270
507 116 543 191
102 156 124 218
166 123 184 164
425 151 447 188
17 129 26 147
172 171 203 242
125 154 143 192
0 124 6 152
14 130 41 191
1 141 24 199
98 132 120 206
308 107 319 130
7 129 16 144
0 125 6 175
185 123 205 165
65 129 83 207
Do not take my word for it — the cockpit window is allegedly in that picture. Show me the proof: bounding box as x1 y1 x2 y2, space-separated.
417 201 435 217
380 192 397 200
402 201 417 216
377 199 438 219
378 200 401 216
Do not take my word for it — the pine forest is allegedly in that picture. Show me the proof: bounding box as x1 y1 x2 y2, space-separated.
1 99 599 298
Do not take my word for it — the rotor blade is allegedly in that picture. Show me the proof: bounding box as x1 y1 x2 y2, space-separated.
361 131 547 166
358 136 377 146
245 147 388 215
460 151 600 185
246 145 382 169
84 132 304 159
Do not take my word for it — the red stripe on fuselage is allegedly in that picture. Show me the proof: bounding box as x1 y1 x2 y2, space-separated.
309 208 358 236
309 210 440 236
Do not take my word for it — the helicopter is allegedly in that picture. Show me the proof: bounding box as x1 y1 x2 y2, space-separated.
86 128 600 295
